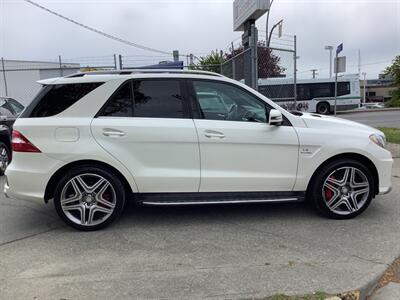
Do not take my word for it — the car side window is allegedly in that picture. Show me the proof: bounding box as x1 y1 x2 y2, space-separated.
132 80 185 119
192 80 268 123
99 79 186 119
101 82 133 117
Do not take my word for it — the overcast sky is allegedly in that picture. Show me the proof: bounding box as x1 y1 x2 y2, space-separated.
0 0 399 78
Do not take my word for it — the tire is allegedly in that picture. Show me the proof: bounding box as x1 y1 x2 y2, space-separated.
0 142 10 176
316 102 330 115
54 165 126 231
308 159 374 219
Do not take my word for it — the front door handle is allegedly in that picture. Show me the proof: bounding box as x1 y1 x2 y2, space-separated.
102 128 126 137
204 130 225 139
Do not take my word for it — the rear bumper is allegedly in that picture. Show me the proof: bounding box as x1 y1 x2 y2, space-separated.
4 153 63 203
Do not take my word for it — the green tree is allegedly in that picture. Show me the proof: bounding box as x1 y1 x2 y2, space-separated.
194 50 223 73
384 55 400 107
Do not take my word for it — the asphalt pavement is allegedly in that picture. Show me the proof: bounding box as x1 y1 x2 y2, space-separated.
339 110 400 128
0 160 399 299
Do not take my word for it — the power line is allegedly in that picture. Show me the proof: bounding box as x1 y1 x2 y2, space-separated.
23 0 172 56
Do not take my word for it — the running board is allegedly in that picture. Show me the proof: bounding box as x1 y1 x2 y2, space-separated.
137 191 305 206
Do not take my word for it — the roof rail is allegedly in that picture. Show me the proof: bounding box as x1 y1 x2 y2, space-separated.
65 69 225 78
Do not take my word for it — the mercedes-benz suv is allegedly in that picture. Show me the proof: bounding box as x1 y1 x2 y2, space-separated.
4 70 393 230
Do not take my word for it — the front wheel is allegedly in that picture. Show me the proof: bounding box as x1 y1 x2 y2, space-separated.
308 159 374 219
54 165 126 231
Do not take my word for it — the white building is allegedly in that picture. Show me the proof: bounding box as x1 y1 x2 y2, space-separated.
0 59 80 105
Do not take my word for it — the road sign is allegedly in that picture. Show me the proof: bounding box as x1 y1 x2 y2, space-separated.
336 43 343 54
233 0 270 31
334 56 346 73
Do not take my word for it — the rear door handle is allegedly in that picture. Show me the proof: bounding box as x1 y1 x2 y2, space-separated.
102 128 126 137
204 130 225 139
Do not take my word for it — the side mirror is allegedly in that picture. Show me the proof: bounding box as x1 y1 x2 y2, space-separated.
268 109 283 126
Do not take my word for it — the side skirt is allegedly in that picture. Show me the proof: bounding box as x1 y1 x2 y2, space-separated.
135 191 305 206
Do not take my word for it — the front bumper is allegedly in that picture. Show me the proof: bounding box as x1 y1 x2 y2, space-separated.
366 143 393 195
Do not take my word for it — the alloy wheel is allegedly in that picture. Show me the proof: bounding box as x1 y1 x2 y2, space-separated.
60 173 116 227
322 166 370 215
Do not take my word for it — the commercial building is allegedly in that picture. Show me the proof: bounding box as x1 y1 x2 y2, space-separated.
0 59 80 105
360 74 396 103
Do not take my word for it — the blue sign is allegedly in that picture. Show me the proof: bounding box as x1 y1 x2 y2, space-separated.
336 43 343 54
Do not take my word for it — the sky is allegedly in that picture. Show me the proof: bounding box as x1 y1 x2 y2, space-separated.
0 0 399 79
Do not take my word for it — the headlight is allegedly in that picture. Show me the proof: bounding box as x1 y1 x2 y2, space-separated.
370 134 386 149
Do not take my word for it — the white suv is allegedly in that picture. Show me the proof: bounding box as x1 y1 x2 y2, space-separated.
4 70 393 230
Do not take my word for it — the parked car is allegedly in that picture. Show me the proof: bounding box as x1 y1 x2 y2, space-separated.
365 103 385 109
4 70 393 231
0 97 24 175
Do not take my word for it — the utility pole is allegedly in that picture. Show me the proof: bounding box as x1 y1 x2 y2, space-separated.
362 72 367 106
325 45 333 78
310 69 318 79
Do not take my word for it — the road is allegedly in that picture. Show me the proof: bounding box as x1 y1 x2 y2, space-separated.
0 160 399 299
339 110 400 128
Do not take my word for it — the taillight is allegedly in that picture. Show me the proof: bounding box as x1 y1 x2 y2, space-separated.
12 131 41 153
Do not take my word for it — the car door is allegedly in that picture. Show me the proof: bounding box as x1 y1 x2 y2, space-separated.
190 79 299 192
91 78 200 193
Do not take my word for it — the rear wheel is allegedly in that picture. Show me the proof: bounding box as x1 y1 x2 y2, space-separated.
54 165 126 231
0 142 10 176
308 159 374 219
316 102 330 115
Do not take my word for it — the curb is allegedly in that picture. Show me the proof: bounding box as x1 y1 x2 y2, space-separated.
358 269 387 300
337 108 400 115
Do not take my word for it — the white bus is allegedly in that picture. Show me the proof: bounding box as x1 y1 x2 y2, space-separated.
258 75 361 114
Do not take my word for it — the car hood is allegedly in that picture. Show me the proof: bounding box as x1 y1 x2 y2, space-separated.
299 113 382 135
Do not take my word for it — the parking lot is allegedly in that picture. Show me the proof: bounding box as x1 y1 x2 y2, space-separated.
0 157 399 299
339 110 400 128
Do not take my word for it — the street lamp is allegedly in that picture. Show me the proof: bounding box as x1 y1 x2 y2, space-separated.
267 19 283 47
266 0 275 47
324 45 333 78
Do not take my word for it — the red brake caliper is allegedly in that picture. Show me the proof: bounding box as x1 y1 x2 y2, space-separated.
325 175 335 201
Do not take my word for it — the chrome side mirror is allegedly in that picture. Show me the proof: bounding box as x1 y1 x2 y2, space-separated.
268 109 283 126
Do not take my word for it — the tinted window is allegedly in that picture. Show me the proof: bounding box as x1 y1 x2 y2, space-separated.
258 84 294 101
337 82 350 96
193 80 267 123
132 80 185 118
312 83 333 98
25 83 103 118
297 84 311 100
101 82 133 117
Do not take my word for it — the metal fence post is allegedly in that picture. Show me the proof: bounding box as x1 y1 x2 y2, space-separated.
1 57 8 96
113 54 117 70
118 55 123 70
58 55 63 77
293 35 297 110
